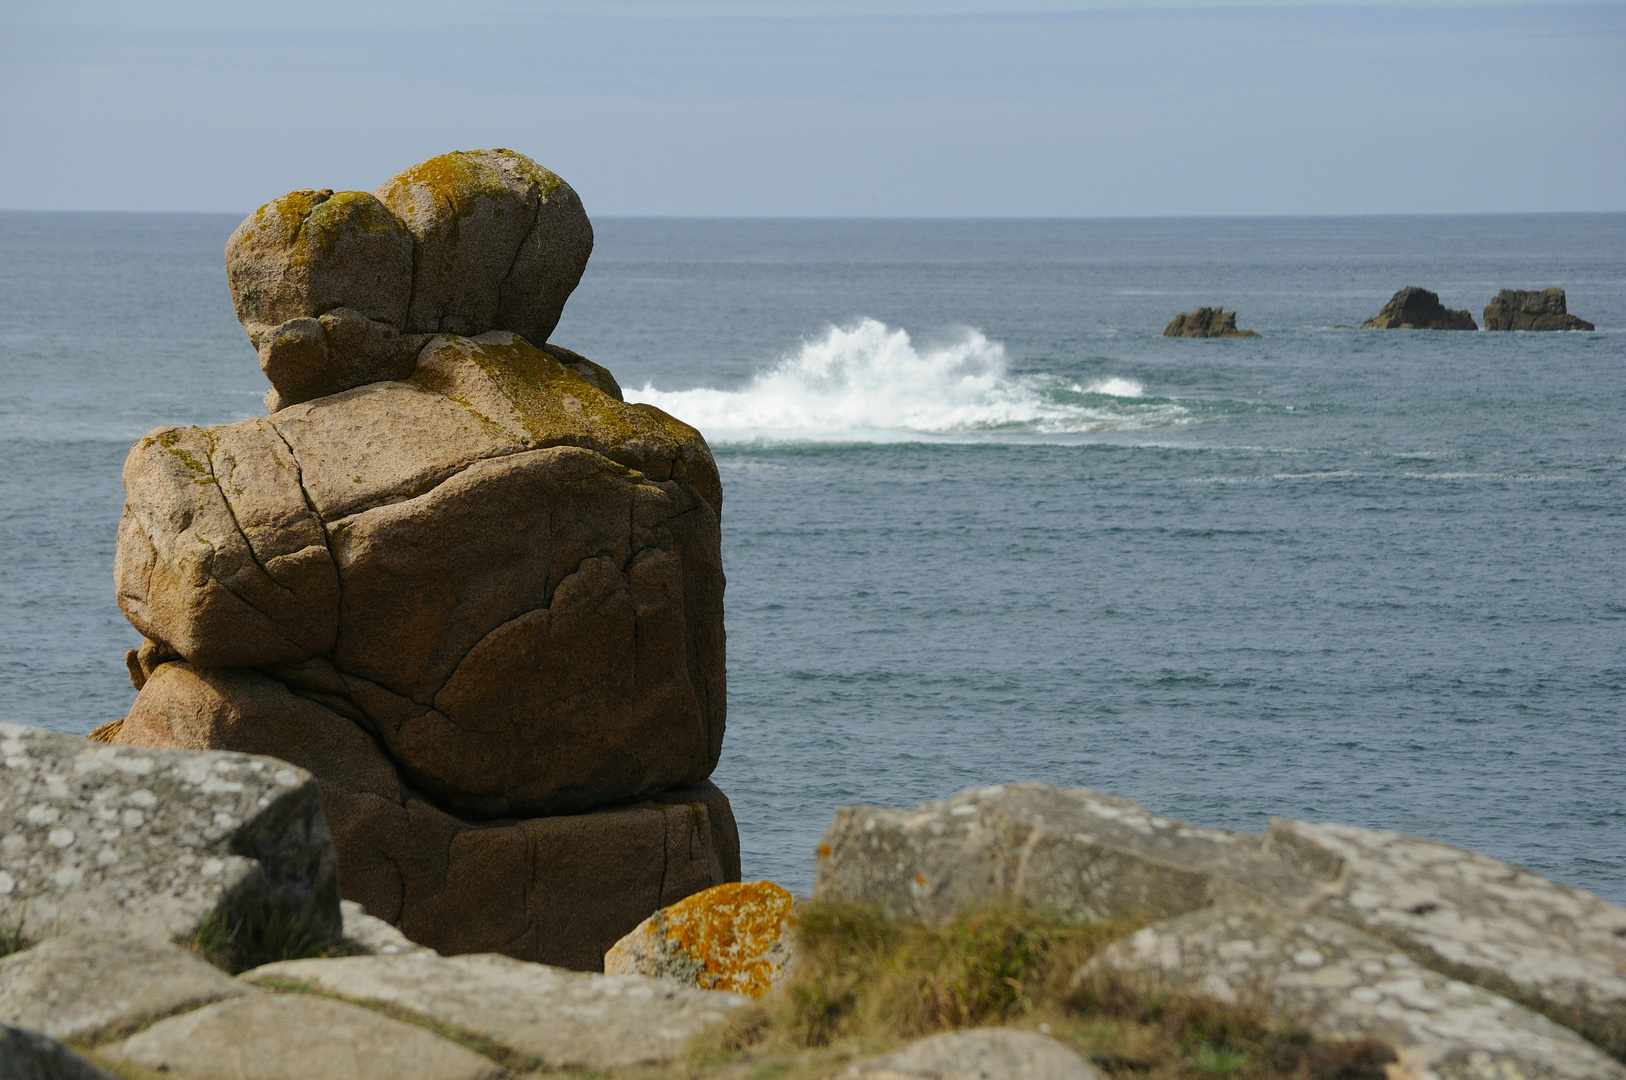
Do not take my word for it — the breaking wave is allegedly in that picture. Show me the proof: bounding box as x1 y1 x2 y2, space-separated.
625 318 1187 444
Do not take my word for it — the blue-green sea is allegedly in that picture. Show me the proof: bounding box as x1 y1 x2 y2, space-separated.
1 212 1621 899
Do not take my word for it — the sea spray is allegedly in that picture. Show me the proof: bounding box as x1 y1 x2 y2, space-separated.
626 318 1185 443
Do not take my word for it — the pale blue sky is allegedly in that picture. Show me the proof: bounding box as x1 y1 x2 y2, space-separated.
2 1 1621 215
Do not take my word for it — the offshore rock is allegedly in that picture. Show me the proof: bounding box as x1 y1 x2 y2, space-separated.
101 993 502 1080
1264 818 1626 1059
1080 905 1625 1080
115 666 739 969
115 332 723 817
0 722 339 949
246 952 749 1071
375 149 593 344
813 783 1325 924
1163 307 1260 338
1361 286 1477 330
604 880 797 997
834 1028 1103 1080
1483 288 1596 331
0 931 251 1044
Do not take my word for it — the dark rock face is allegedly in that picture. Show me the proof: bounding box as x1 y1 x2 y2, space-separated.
1361 287 1477 330
1483 288 1595 331
109 151 736 970
1163 308 1259 338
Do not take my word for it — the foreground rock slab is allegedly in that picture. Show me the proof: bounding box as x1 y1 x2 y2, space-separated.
832 1028 1102 1080
0 723 339 946
0 931 251 1042
248 952 748 1070
1264 818 1626 1059
1082 905 1625 1080
101 993 501 1080
814 783 1326 924
1483 287 1595 331
1163 307 1260 338
605 879 796 997
1362 286 1477 330
0 1024 113 1080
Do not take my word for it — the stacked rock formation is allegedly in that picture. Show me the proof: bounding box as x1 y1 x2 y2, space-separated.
98 149 739 970
1484 287 1596 331
1162 307 1259 338
1361 286 1477 330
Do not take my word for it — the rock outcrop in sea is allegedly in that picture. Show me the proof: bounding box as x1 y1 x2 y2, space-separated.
1361 286 1477 330
1163 307 1260 338
1483 287 1596 331
95 149 737 970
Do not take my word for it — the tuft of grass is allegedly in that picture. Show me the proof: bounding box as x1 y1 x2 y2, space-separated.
0 908 35 958
181 904 352 975
689 900 1397 1080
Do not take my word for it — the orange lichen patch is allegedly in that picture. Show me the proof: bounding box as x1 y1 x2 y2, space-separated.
606 880 796 999
85 718 124 743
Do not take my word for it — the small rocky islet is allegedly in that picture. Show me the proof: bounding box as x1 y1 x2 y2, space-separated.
1164 285 1597 335
1 149 1621 1079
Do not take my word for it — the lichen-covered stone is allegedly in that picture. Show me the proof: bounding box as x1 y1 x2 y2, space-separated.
813 783 1324 924
604 880 796 997
1081 905 1626 1080
1264 818 1626 1059
1361 286 1477 330
246 952 748 1071
0 723 339 949
834 1028 1103 1080
375 149 593 343
339 899 436 957
100 993 502 1080
1483 288 1595 331
0 931 252 1043
226 188 413 330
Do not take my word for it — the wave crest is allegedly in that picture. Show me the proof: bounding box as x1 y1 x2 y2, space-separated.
625 318 1185 444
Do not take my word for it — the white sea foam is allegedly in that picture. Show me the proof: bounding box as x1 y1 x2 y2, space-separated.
626 318 1184 444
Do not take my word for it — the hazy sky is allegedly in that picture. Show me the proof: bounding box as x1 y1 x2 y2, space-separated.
2 1 1621 215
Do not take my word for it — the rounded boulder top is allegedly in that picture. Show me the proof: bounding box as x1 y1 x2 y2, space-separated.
226 188 415 330
374 148 594 343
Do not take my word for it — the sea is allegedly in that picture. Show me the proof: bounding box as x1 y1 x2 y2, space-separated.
1 212 1621 902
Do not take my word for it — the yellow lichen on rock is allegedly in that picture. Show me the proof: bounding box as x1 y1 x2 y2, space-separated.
604 880 795 998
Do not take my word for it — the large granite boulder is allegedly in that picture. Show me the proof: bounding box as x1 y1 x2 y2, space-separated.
1361 286 1477 330
816 783 1626 1062
112 151 734 970
225 149 592 412
1483 288 1596 331
0 722 339 950
1163 307 1259 338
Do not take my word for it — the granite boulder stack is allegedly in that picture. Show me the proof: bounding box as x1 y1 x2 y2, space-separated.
105 150 737 969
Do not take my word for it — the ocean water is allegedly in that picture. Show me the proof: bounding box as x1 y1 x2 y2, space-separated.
1 212 1622 901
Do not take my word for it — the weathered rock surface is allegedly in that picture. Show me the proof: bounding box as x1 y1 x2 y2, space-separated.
247 952 748 1071
0 931 251 1043
1163 308 1260 338
832 1028 1102 1080
0 723 339 948
116 331 724 817
341 899 437 957
1264 818 1626 1059
101 993 502 1080
605 879 796 997
0 1024 113 1080
374 149 593 344
1081 905 1626 1080
1483 288 1595 331
115 659 738 968
813 783 1326 924
1362 287 1477 330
